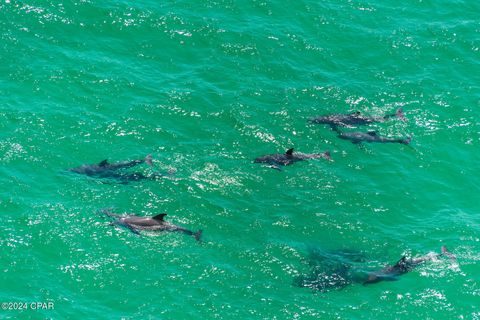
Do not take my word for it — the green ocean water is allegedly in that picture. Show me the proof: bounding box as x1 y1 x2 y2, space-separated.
1 0 479 318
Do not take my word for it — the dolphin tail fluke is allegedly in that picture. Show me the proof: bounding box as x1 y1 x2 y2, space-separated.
145 154 153 166
194 230 203 242
396 108 406 121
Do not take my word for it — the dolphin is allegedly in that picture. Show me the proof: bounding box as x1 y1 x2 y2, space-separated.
97 172 166 184
294 246 456 292
336 130 411 145
70 155 153 176
68 155 162 183
309 108 405 128
254 148 331 170
102 210 202 241
363 246 457 285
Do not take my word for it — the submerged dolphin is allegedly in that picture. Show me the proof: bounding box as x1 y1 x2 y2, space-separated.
102 210 202 241
309 108 405 128
68 155 162 183
70 155 153 176
363 246 456 285
98 172 166 184
254 148 331 170
336 130 411 145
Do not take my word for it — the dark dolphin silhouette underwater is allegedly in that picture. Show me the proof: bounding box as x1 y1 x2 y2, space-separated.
294 247 456 292
68 155 166 183
331 125 411 145
254 148 331 170
101 209 202 241
337 130 411 145
309 108 405 128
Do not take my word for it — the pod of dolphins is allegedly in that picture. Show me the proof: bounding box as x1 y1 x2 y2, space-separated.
253 108 410 170
67 108 457 291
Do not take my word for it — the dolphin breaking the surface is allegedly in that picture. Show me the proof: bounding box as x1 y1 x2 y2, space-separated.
309 108 405 128
68 155 161 183
70 155 152 175
254 148 331 170
102 209 202 241
363 246 456 285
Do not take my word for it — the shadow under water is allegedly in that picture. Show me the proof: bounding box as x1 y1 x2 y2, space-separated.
293 248 368 292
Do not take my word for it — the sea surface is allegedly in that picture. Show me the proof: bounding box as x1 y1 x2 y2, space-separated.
1 0 479 319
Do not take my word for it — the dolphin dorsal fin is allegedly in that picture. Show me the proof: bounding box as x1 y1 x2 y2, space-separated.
152 213 167 221
286 148 294 155
367 131 378 136
394 256 407 267
99 159 108 166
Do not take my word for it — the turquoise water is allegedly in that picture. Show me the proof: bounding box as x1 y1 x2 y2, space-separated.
1 0 479 318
